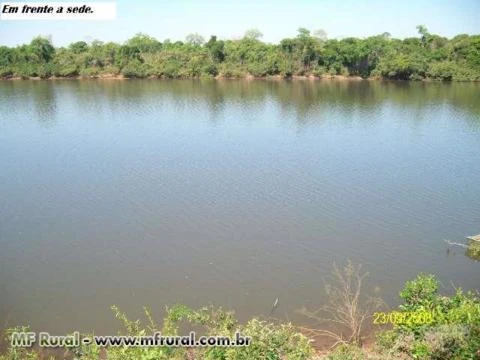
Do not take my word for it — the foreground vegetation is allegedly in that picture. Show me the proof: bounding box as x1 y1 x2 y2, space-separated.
1 270 479 360
1 26 479 81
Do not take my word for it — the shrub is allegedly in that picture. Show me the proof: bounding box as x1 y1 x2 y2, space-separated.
466 240 480 261
161 61 183 78
427 61 456 80
121 60 150 78
375 329 397 350
328 67 337 76
377 274 480 359
340 66 350 76
423 324 468 359
8 305 312 360
53 64 79 77
14 63 38 78
0 326 39 360
326 344 365 360
311 66 327 76
0 66 13 78
163 305 313 360
399 274 439 309
218 63 244 78
79 67 100 77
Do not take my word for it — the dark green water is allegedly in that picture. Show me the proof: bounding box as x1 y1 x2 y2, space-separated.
0 80 479 334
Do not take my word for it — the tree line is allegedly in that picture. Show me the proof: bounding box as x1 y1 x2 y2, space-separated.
0 26 479 81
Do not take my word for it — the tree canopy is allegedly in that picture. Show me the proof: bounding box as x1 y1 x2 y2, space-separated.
1 27 479 81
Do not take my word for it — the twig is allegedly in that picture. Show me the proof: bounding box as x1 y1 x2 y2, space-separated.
444 239 468 248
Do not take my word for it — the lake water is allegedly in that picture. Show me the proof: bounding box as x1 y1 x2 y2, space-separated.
0 80 479 334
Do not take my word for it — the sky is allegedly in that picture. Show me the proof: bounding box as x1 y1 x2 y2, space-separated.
0 0 479 46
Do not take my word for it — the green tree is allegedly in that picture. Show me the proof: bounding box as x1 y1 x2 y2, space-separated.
205 36 225 63
416 24 431 48
29 36 55 62
126 33 161 53
1 27 480 81
69 41 88 54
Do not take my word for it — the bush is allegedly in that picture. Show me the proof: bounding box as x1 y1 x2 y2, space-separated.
0 66 13 78
14 63 38 78
162 305 313 360
0 327 39 360
202 63 218 77
328 67 337 76
161 61 183 78
451 66 480 81
424 324 468 359
340 66 350 76
311 66 327 76
376 274 480 359
246 62 270 77
218 63 244 78
53 64 79 77
0 305 313 360
326 344 365 360
427 61 456 80
100 65 121 75
79 67 100 77
121 60 150 78
399 274 438 309
466 240 480 261
375 329 397 350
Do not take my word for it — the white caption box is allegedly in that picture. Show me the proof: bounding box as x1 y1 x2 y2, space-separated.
0 2 116 20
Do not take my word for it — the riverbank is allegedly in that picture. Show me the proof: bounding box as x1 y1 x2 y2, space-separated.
3 73 474 82
1 273 478 360
0 74 364 81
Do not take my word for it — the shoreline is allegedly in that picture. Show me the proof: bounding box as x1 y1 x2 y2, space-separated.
1 74 478 82
0 74 368 81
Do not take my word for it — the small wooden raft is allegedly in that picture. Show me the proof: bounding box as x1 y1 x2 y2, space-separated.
467 234 480 242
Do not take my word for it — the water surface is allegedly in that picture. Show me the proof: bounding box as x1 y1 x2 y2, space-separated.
0 80 479 334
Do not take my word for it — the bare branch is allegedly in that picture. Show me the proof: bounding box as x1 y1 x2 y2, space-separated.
297 260 384 346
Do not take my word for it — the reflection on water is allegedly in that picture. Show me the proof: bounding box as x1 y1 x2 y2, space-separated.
3 80 480 127
0 79 479 334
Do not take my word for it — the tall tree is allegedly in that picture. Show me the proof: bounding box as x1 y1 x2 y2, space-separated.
244 29 263 40
416 25 431 48
205 36 225 62
185 33 205 46
29 36 55 62
313 29 328 42
126 33 162 53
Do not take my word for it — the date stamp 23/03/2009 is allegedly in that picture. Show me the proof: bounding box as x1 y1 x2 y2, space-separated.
373 311 434 326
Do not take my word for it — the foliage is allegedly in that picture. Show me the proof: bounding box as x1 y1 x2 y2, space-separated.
1 306 313 360
1 27 479 80
160 305 313 360
399 273 438 309
466 240 480 261
376 274 480 359
325 344 366 360
322 343 401 360
0 327 40 360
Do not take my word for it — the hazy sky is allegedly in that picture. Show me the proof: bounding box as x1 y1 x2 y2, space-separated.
0 0 479 46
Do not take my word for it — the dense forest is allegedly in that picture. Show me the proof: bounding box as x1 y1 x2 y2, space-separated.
0 26 479 81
